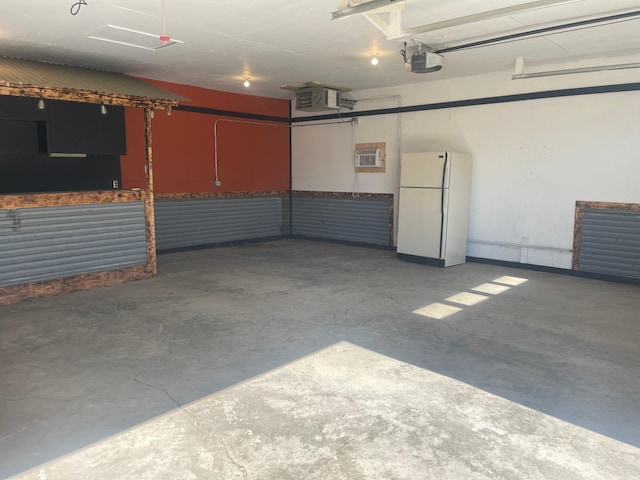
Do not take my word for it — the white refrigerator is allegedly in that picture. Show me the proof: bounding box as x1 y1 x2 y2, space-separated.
397 152 472 267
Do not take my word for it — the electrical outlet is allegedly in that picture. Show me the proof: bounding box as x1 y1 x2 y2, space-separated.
214 180 221 187
112 180 119 189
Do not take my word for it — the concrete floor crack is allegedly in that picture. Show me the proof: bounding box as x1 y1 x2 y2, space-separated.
220 438 248 478
0 424 29 444
191 413 248 478
132 344 181 408
339 417 382 449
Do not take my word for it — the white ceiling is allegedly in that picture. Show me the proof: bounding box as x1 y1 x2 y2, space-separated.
1 0 640 100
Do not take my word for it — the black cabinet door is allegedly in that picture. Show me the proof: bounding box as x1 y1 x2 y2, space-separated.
46 101 127 155
0 120 47 154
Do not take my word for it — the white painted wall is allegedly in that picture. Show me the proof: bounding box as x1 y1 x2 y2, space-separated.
292 56 640 269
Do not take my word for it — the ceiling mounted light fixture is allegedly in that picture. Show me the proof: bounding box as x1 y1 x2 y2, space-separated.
370 54 379 66
244 78 251 88
37 89 45 111
332 0 405 20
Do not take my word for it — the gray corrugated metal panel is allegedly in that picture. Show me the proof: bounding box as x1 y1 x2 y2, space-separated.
155 196 288 251
281 195 292 235
0 57 188 103
0 202 147 287
291 196 391 246
578 209 640 278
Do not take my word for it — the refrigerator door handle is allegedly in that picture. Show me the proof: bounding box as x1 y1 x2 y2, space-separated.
439 190 446 259
441 153 448 190
438 154 448 259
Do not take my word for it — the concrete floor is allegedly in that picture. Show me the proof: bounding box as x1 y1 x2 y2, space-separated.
0 239 639 479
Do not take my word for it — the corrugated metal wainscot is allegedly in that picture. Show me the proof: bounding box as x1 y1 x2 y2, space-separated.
0 202 147 288
292 194 392 247
578 208 640 279
154 196 290 251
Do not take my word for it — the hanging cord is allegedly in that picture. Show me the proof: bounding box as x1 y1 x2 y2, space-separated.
159 0 172 42
70 0 87 15
400 42 409 66
351 171 360 198
162 0 167 38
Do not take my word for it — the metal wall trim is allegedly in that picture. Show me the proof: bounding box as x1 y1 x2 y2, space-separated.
0 202 147 287
291 194 392 247
575 203 640 279
154 195 290 251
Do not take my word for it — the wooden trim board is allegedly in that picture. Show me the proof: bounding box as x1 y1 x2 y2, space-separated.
0 265 154 306
0 190 146 209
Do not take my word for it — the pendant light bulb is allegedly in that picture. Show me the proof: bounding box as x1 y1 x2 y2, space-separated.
244 79 250 88
370 55 379 66
37 89 45 111
100 103 108 116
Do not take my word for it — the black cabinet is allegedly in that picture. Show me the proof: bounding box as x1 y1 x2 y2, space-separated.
0 120 47 154
0 153 121 193
46 100 127 155
0 96 126 193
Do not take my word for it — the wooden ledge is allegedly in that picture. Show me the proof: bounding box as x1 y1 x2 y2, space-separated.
0 190 147 209
0 264 154 306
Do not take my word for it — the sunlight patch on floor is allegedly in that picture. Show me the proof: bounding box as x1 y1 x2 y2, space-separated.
413 274 529 321
413 303 463 319
472 283 511 295
493 276 528 286
445 291 490 306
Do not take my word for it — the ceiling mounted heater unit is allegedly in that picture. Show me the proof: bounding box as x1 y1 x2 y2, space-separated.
295 86 340 111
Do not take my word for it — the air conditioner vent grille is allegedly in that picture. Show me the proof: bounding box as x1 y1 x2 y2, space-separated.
355 148 381 168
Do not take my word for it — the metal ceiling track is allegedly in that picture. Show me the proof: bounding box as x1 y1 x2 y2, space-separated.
333 0 584 40
435 9 640 54
398 0 584 38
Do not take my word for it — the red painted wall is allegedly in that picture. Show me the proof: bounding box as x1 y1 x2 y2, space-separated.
121 80 290 193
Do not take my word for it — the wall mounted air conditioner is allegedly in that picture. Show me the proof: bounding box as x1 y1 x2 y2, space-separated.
355 147 382 168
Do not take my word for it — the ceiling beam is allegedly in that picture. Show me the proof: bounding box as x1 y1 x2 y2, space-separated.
362 8 403 37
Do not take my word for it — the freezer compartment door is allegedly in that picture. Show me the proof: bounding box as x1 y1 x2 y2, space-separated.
400 152 449 188
397 187 445 259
